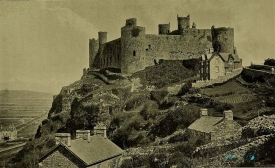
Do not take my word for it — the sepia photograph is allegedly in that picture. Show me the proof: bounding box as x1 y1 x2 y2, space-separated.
0 0 274 167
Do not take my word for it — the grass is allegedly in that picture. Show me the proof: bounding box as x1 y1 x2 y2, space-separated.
201 80 251 97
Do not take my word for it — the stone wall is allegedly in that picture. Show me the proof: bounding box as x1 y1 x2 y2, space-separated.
40 146 86 168
100 38 121 69
242 67 275 80
211 121 242 141
192 68 242 88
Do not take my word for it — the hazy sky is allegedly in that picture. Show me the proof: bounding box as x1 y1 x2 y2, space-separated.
0 0 274 94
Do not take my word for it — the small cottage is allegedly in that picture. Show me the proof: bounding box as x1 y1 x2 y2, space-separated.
39 124 123 168
187 109 242 142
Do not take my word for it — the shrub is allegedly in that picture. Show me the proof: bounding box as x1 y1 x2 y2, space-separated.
168 133 187 143
264 58 275 66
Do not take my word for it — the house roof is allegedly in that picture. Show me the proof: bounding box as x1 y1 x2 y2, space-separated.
208 52 241 63
39 135 123 166
188 116 223 133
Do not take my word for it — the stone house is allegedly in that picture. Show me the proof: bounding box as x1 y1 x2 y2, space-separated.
187 109 242 142
200 50 242 80
0 125 17 141
39 124 123 168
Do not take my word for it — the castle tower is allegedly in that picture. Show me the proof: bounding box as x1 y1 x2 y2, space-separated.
211 26 234 53
125 18 137 27
177 15 190 34
98 32 107 69
158 23 170 34
89 38 96 69
121 18 146 73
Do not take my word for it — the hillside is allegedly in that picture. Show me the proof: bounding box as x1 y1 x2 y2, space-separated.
7 64 275 167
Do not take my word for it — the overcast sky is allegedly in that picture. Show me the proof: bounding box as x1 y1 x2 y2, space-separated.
0 0 274 94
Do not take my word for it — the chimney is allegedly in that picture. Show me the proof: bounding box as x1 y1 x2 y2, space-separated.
76 130 91 143
55 133 71 147
94 123 107 138
223 110 233 120
200 109 208 117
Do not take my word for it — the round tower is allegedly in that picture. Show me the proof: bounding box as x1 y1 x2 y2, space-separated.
158 23 170 34
89 38 96 69
177 15 190 33
211 27 234 53
121 18 146 73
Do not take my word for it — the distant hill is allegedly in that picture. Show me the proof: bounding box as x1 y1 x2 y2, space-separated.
0 90 52 99
0 90 53 118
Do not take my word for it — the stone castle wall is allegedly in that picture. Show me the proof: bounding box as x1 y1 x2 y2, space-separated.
100 38 121 69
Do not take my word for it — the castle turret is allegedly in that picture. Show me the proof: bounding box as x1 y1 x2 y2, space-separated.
89 38 96 69
125 18 137 27
177 14 190 34
158 23 170 35
211 27 234 53
121 18 146 73
192 22 196 29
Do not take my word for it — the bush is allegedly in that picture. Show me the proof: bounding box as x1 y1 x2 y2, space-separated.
125 94 146 111
264 58 275 66
150 90 168 105
168 133 187 143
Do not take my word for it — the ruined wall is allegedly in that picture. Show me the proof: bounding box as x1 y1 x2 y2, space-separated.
212 27 234 53
100 38 121 69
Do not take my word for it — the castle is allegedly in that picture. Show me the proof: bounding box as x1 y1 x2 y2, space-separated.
88 15 239 74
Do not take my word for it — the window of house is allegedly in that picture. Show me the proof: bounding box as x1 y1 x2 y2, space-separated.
133 50 136 56
215 66 219 73
215 58 219 65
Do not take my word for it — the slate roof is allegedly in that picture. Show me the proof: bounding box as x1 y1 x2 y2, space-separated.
208 52 241 63
39 135 123 167
188 116 223 133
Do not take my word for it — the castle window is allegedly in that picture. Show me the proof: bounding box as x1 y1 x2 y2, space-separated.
167 30 170 33
148 45 151 49
133 50 136 56
218 35 221 40
117 54 119 61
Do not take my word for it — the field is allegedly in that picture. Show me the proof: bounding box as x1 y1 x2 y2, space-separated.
201 80 257 104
